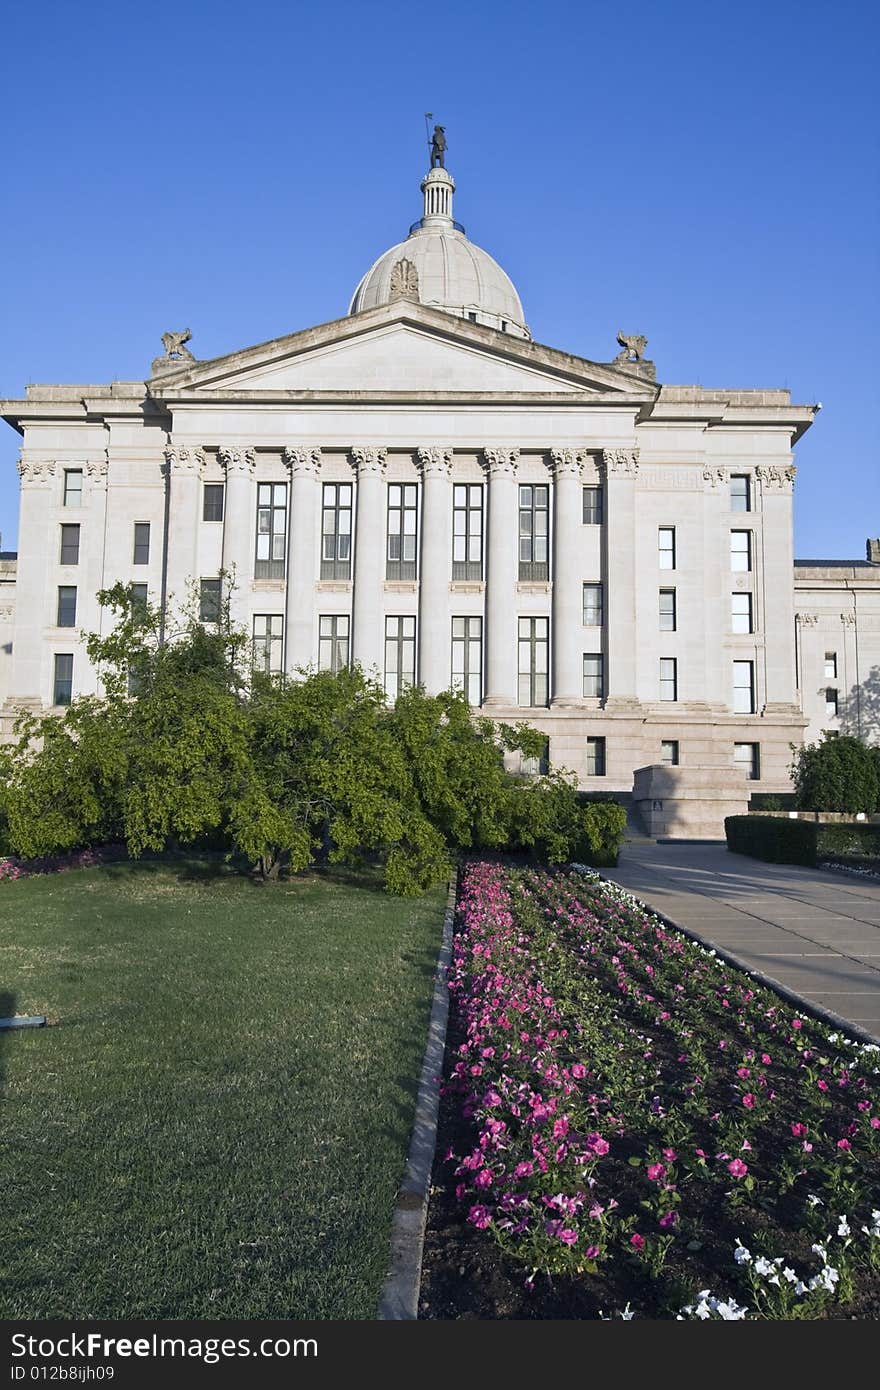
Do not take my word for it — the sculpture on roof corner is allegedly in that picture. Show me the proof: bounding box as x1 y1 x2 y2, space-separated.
615 331 648 364
430 124 447 169
159 328 195 362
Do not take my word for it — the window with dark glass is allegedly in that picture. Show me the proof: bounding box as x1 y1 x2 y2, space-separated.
733 660 755 713
660 657 678 702
255 482 287 579
253 614 284 673
199 578 222 624
321 482 352 579
659 588 677 631
658 527 676 570
60 523 80 566
386 483 418 580
731 530 752 572
585 736 606 777
583 583 603 626
53 653 73 705
661 739 680 766
63 469 83 507
518 616 549 706
730 475 751 512
56 586 77 627
825 688 839 718
520 739 550 777
734 742 760 780
583 652 604 699
384 616 416 700
824 651 837 679
519 484 549 580
203 483 225 522
130 583 148 609
319 615 350 674
451 616 482 706
731 591 753 633
583 485 604 525
452 484 483 580
133 522 151 565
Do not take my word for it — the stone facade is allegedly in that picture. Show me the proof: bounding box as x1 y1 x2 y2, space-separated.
794 546 880 747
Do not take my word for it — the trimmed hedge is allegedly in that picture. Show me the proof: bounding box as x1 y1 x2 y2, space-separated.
725 815 880 867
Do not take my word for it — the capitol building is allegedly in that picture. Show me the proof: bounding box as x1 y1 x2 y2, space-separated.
1 145 878 835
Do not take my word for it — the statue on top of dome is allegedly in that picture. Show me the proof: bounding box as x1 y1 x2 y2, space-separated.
430 125 447 169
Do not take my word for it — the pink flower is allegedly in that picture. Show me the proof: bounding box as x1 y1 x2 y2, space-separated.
513 1161 534 1179
584 1244 600 1260
742 1093 756 1109
662 1148 678 1162
727 1158 748 1178
552 1116 570 1140
837 1138 852 1151
803 1141 813 1152
817 1080 829 1092
871 1118 880 1130
736 1067 751 1079
468 1204 492 1229
792 1018 803 1030
761 1054 772 1065
571 1063 587 1079
791 1123 808 1138
474 1168 494 1190
646 1162 667 1182
659 1211 678 1229
630 1233 645 1251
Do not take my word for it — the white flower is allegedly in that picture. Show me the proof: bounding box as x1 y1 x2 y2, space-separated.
795 1281 807 1295
619 1305 635 1320
734 1241 752 1265
754 1256 775 1276
809 1266 839 1294
715 1299 749 1320
837 1216 851 1238
811 1241 828 1262
782 1267 797 1283
807 1194 824 1208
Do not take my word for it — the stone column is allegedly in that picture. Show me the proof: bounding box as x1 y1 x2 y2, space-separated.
80 456 109 693
602 447 639 708
219 446 255 631
11 458 57 705
164 445 202 622
482 447 519 707
351 446 387 677
283 446 321 673
417 446 452 694
756 464 799 710
550 448 585 705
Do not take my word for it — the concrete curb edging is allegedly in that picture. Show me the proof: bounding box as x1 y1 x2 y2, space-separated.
377 870 457 1320
599 872 880 1049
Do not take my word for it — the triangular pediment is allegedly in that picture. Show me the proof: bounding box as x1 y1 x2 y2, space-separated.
148 302 657 402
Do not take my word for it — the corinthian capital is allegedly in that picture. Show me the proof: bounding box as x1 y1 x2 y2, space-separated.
756 464 796 490
85 457 109 480
283 446 321 477
550 448 586 480
17 457 56 484
602 447 639 476
416 446 453 477
351 446 387 477
218 446 256 475
482 447 519 478
163 445 204 476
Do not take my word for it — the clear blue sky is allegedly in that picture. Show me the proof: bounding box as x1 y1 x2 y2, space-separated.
1 0 877 556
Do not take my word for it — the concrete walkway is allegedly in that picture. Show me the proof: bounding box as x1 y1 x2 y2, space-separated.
606 842 880 1042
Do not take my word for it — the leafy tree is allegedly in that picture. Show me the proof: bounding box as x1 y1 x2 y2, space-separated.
791 733 880 814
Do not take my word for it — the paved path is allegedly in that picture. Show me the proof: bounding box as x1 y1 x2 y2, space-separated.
606 842 880 1042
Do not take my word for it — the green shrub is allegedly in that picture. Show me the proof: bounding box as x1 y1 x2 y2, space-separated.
815 822 880 861
576 801 627 866
791 734 880 814
725 815 880 867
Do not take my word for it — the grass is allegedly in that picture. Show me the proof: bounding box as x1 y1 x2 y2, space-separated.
0 857 445 1319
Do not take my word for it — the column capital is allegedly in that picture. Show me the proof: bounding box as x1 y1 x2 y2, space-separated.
163 445 204 476
550 448 586 480
283 446 321 477
218 446 256 475
85 456 109 488
702 464 727 487
351 446 387 477
416 446 453 477
482 447 519 478
756 464 796 490
602 447 639 477
16 457 56 485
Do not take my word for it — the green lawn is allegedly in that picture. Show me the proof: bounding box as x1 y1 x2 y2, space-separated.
0 859 444 1319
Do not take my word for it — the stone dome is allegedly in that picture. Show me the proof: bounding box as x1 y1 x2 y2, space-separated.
349 166 530 340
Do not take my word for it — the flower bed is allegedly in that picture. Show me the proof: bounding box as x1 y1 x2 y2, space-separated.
419 861 880 1319
0 844 127 883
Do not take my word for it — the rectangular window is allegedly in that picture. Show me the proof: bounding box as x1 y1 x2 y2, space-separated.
451 616 482 706
253 614 284 674
583 582 603 626
384 616 416 700
321 482 352 579
660 739 680 766
583 652 604 699
658 527 676 570
733 660 755 713
730 474 751 512
730 530 752 572
659 588 677 632
452 484 484 580
56 586 77 628
319 614 351 675
60 523 80 566
133 522 151 566
583 485 604 525
731 591 753 634
660 657 678 702
518 616 549 706
734 742 760 780
824 651 837 679
386 483 419 580
53 653 73 706
520 740 550 777
585 736 606 777
203 483 225 522
519 484 549 580
63 469 83 507
255 482 288 579
825 688 839 718
199 578 222 624
130 583 148 609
